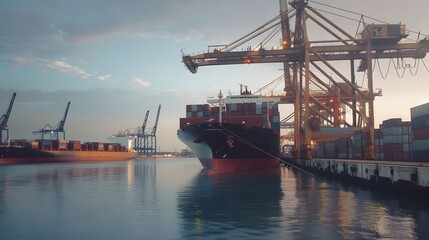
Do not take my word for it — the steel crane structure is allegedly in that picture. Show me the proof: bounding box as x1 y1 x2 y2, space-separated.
135 110 150 155
142 104 161 156
182 0 429 160
0 92 17 145
33 101 71 141
113 105 161 156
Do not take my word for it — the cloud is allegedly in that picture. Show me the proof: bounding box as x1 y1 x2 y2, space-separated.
98 74 112 81
9 56 31 67
46 60 91 79
134 77 151 87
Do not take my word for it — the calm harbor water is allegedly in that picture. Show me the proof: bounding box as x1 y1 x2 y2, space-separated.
1 158 429 240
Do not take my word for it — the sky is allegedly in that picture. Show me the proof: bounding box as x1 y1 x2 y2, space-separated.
1 0 429 152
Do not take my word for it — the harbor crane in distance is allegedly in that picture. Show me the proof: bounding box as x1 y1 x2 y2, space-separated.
112 104 161 157
33 101 71 141
181 0 429 160
0 92 17 145
135 110 150 156
142 104 161 157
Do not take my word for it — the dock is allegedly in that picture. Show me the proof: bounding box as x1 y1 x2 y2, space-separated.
283 158 429 198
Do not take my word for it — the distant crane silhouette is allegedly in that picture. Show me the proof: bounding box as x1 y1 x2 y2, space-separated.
112 104 161 156
33 101 71 141
0 92 17 145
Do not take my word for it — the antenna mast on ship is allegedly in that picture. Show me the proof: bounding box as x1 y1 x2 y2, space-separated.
218 90 223 124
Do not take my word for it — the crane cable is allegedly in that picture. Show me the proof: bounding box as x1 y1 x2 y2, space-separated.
222 8 296 52
216 124 315 176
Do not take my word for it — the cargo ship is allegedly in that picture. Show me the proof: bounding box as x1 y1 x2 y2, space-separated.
0 140 137 164
177 87 281 175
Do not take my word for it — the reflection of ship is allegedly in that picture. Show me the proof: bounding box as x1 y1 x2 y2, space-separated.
177 87 281 175
177 169 283 237
0 140 137 164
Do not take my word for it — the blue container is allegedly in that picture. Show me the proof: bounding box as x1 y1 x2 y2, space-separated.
382 118 402 128
411 114 429 130
413 150 429 161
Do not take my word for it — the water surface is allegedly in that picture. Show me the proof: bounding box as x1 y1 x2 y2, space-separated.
0 158 428 239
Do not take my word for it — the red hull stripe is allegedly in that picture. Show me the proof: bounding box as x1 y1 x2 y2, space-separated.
0 152 136 164
202 158 280 175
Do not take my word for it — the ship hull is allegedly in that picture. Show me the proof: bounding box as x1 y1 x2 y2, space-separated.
0 146 137 164
177 123 280 175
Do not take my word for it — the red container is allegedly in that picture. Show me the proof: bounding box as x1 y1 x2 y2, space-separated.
412 127 429 140
67 140 81 151
383 143 404 161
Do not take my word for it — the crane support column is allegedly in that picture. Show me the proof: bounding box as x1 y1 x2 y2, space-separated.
304 41 312 159
366 32 375 160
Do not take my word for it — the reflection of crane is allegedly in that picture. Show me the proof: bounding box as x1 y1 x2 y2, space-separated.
182 0 429 160
33 102 71 141
0 92 17 145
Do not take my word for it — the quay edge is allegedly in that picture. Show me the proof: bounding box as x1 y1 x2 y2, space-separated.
282 158 429 199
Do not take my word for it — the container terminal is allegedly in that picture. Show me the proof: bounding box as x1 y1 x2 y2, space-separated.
0 94 136 163
180 0 429 195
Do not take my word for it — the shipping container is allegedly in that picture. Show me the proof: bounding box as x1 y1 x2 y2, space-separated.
67 141 81 151
411 114 429 130
31 141 39 150
384 143 404 161
413 139 429 151
411 102 429 119
413 150 429 162
412 127 429 140
382 118 402 128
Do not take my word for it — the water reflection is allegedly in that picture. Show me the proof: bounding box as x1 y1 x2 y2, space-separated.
0 160 161 240
1 159 429 239
280 167 428 239
178 168 283 239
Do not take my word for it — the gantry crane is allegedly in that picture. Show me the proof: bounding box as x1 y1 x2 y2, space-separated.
135 110 150 155
33 101 71 141
113 105 161 156
143 104 161 156
182 0 429 160
0 92 17 145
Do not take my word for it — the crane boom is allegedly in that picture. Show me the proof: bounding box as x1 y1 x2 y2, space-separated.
57 101 71 132
181 0 429 160
152 105 161 135
141 110 150 134
0 92 17 128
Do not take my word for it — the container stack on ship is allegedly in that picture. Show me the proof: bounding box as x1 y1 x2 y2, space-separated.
411 102 429 161
177 87 281 175
0 139 136 164
381 118 412 161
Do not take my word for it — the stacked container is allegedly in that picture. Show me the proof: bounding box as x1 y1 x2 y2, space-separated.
335 137 353 159
374 129 384 160
186 104 211 118
411 102 429 161
67 140 81 151
180 102 280 135
352 130 366 159
381 118 412 161
52 140 67 151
